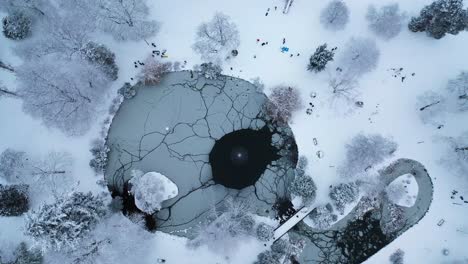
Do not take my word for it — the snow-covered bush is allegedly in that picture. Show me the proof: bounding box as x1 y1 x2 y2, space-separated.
190 197 254 253
408 0 467 39
320 0 349 31
338 37 380 78
81 42 119 81
196 62 222 80
192 12 240 62
0 149 28 183
129 171 178 214
254 251 281 264
10 242 43 264
89 140 110 174
2 11 32 40
329 182 359 214
265 85 303 124
447 71 468 112
308 204 338 230
138 56 172 85
0 184 29 216
340 133 397 178
25 192 107 251
256 222 274 242
289 173 317 203
381 203 405 235
389 248 405 264
308 43 336 73
16 56 112 136
250 77 265 92
366 3 406 40
118 82 137 99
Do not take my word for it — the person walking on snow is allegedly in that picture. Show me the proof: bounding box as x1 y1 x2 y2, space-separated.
283 38 286 44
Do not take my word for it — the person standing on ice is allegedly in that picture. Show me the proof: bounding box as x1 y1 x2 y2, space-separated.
283 38 286 44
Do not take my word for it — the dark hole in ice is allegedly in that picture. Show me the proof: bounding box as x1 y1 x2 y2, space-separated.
209 127 280 190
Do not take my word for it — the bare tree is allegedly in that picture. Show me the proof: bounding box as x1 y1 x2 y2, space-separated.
366 3 407 40
192 12 240 62
320 0 350 31
338 37 380 78
16 56 112 135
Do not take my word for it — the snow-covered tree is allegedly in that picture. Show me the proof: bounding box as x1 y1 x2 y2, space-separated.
190 197 255 254
89 0 160 41
366 3 406 40
89 140 110 174
417 90 446 125
308 203 338 230
256 222 274 242
0 149 73 204
320 0 350 31
328 69 359 102
447 71 468 112
117 82 136 99
0 0 52 17
0 81 19 98
13 11 96 61
2 11 32 40
408 0 468 39
192 12 240 62
389 249 405 264
80 42 119 81
25 192 107 251
440 132 468 180
338 37 380 78
16 56 112 135
129 171 178 214
254 251 281 264
329 182 359 214
0 149 28 183
340 133 398 178
196 62 222 80
0 184 29 216
265 85 303 124
138 56 172 85
289 172 317 203
308 43 336 73
10 242 43 264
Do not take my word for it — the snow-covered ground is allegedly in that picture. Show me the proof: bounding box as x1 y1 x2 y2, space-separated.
1 0 468 263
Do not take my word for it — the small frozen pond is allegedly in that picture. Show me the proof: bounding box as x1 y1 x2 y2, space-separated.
105 71 298 236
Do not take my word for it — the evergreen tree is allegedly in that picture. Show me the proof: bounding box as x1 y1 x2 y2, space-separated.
0 184 29 216
308 44 336 73
408 0 467 39
2 11 32 40
25 192 107 251
81 42 119 81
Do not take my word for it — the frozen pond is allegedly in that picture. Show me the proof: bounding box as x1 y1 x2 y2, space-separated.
105 71 298 236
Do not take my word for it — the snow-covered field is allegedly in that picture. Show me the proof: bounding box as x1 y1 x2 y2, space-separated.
1 0 468 263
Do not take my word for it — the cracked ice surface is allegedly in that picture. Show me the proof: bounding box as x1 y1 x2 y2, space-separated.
105 71 297 236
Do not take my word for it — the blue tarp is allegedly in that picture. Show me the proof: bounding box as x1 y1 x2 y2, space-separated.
281 46 289 52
